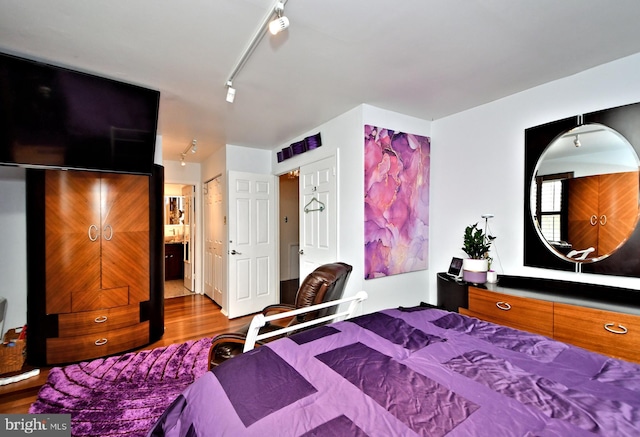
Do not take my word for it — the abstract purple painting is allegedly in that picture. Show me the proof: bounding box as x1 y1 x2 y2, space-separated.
364 125 430 279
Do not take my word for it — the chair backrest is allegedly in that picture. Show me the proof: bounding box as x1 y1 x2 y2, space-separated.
293 262 353 324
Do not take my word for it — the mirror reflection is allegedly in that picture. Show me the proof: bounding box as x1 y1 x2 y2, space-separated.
165 196 185 225
530 123 640 262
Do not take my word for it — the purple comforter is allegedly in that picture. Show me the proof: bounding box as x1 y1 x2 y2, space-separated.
148 307 640 436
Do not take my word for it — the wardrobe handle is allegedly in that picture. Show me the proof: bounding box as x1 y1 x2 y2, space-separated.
103 224 113 241
496 301 511 311
590 215 598 226
88 224 99 241
604 323 627 334
94 338 108 346
94 316 108 323
600 215 607 226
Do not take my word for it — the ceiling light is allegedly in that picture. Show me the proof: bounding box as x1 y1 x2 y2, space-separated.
269 3 289 35
179 139 197 164
226 81 236 103
574 135 581 147
269 16 289 35
224 0 289 101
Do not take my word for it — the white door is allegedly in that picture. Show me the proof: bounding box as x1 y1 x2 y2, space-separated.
203 180 215 301
212 177 225 307
299 156 337 282
182 185 195 291
227 171 278 318
204 177 225 308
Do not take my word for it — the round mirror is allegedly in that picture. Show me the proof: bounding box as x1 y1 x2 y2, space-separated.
530 123 640 263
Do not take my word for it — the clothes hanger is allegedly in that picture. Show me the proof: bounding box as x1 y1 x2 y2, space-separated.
304 197 325 213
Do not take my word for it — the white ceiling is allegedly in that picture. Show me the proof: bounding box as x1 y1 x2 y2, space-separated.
3 0 640 164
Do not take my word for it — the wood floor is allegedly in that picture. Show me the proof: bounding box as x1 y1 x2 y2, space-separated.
0 294 253 414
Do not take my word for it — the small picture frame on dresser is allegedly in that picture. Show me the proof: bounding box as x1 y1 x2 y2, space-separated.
447 257 463 280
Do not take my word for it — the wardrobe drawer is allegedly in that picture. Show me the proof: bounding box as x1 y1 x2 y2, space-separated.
466 287 554 337
46 321 149 364
58 304 140 337
554 303 640 363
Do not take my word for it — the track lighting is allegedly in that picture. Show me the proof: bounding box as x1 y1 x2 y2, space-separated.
224 0 289 102
269 2 289 35
225 81 236 103
179 139 197 164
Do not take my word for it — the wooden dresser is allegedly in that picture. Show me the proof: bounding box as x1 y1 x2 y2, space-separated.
26 167 165 366
438 273 640 364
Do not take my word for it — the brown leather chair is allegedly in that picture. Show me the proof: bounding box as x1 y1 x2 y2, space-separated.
208 262 353 368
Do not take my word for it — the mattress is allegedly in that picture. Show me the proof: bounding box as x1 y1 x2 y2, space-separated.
148 306 640 436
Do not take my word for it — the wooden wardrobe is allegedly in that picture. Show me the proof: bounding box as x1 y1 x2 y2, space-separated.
568 171 640 258
26 166 165 366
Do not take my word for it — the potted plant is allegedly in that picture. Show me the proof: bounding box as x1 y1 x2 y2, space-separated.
461 223 496 283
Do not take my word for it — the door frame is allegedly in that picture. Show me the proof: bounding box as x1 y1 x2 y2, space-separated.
164 179 200 295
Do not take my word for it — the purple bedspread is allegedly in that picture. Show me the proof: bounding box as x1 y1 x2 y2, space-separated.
147 308 640 436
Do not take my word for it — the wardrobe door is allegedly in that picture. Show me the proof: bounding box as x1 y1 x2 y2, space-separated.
598 171 640 255
100 173 150 303
45 171 101 314
567 175 600 256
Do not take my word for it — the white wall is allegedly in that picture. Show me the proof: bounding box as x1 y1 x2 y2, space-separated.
0 167 27 335
429 52 640 300
272 105 432 314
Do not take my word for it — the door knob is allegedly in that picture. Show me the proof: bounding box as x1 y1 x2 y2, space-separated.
298 249 304 255
230 250 242 255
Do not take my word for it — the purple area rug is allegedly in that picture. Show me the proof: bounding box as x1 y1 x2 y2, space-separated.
29 337 213 437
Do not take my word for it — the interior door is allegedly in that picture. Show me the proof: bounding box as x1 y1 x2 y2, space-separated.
182 185 195 291
299 156 337 282
204 180 215 301
227 171 278 318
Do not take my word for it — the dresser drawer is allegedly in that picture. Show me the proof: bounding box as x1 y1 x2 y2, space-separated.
465 287 554 337
46 321 149 364
554 303 640 363
58 304 140 337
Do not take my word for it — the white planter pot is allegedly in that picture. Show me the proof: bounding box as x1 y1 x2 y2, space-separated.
462 258 489 283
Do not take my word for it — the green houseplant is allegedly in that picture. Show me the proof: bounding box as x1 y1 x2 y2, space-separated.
461 223 496 283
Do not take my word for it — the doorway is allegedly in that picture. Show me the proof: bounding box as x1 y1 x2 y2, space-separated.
164 183 196 299
279 170 300 305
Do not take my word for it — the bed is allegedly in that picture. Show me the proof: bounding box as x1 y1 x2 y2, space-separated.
148 305 640 436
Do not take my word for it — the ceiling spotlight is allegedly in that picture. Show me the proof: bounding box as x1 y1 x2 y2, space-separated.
225 81 236 103
269 2 289 35
180 153 186 166
574 135 581 147
191 139 197 153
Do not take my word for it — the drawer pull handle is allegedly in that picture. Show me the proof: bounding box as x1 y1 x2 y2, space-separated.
604 323 627 334
94 338 108 346
94 316 108 323
496 301 511 311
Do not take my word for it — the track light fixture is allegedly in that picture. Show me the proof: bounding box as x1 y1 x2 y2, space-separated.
573 135 581 148
269 2 289 35
179 139 198 165
224 0 290 102
226 81 236 103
